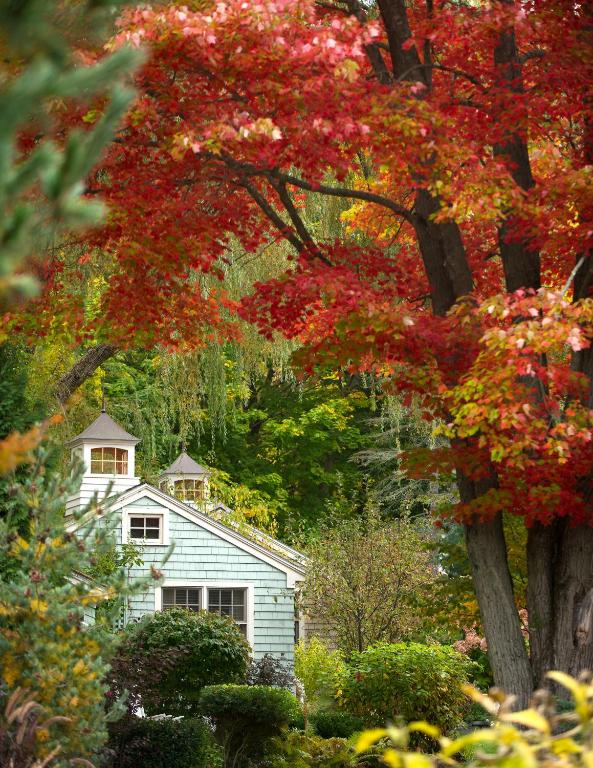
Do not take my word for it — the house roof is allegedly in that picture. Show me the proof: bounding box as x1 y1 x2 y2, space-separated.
66 483 306 586
161 451 209 476
67 412 140 445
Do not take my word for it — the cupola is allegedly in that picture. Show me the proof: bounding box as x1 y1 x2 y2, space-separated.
66 410 140 513
159 451 210 508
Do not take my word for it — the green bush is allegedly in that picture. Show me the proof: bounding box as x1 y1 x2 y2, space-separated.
262 731 380 768
310 709 365 739
106 716 213 768
200 684 302 767
119 607 250 716
338 643 473 735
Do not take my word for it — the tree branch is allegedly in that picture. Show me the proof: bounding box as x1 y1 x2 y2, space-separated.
55 344 118 404
272 171 419 229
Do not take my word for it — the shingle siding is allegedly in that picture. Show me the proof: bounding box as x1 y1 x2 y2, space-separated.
123 505 296 663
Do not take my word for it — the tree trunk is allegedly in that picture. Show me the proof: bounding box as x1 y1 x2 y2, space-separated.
553 525 593 677
55 343 118 404
526 522 558 688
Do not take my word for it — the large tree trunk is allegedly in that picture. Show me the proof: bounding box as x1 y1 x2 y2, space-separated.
465 516 532 705
55 343 118 404
372 0 532 701
553 525 593 676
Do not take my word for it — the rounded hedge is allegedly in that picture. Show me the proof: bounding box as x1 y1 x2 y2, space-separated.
200 684 302 767
106 716 213 768
119 607 250 716
309 709 365 739
338 642 473 735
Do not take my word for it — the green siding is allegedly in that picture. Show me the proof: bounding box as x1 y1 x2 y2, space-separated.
124 501 296 663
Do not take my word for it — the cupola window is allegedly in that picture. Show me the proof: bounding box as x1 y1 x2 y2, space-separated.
174 478 205 502
90 447 128 475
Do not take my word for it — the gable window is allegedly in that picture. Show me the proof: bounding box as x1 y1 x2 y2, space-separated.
90 447 128 475
173 478 205 502
129 515 162 542
162 587 201 611
208 588 247 636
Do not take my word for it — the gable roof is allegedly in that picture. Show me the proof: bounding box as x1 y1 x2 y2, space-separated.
67 483 306 587
67 412 140 445
161 451 209 476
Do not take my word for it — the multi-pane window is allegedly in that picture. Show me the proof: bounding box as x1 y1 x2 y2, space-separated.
129 515 162 542
90 447 128 475
162 587 201 611
208 588 247 636
173 479 205 502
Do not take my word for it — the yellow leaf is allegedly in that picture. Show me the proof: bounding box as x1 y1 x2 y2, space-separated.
550 738 582 755
356 728 388 753
383 749 402 768
546 671 585 701
461 684 499 715
500 709 550 734
29 598 48 615
408 721 441 739
403 753 434 768
439 729 498 758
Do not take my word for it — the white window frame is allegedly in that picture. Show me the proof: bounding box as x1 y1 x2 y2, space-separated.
155 580 254 647
122 508 169 545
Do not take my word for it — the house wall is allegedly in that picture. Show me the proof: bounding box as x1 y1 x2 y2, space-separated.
122 497 296 663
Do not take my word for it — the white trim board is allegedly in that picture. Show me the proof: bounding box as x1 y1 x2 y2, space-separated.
67 483 305 587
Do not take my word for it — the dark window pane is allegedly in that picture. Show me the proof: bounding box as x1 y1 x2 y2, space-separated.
145 517 160 527
232 605 245 622
175 589 187 604
187 589 200 604
220 590 232 604
162 588 175 606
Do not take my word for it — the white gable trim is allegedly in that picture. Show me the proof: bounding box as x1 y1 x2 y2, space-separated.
69 484 305 587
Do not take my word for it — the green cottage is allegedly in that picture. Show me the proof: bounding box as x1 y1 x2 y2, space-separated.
65 411 306 665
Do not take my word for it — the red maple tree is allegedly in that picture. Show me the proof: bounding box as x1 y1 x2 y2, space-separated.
24 0 593 702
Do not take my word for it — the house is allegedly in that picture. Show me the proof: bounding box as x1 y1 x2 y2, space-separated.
65 410 306 664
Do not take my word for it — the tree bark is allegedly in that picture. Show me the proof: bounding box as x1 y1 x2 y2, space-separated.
374 0 532 703
526 522 558 688
55 343 118 404
553 525 593 676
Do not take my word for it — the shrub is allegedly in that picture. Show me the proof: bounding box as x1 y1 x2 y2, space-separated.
262 731 382 768
200 684 302 767
310 709 365 739
338 643 473 735
356 672 593 768
115 607 250 716
248 653 295 689
106 716 212 768
295 638 345 724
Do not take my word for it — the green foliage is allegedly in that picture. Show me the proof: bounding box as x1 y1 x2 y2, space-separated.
303 514 437 654
295 638 345 714
121 607 250 716
0 0 141 314
338 643 473 736
262 731 364 768
0 449 149 765
356 672 593 768
106 715 213 768
199 684 302 767
310 710 365 740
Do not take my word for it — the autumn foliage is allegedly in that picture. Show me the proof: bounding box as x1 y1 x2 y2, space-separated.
12 0 593 699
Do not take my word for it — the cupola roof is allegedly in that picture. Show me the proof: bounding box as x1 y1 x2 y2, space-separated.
67 412 140 445
161 451 209 476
